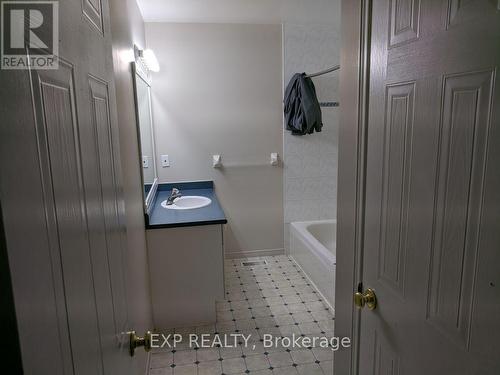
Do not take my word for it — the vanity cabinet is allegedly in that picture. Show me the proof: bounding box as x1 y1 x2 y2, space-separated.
146 224 224 330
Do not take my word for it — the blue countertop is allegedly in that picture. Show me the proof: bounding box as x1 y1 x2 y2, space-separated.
146 181 227 229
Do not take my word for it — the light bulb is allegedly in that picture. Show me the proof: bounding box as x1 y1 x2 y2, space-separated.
143 49 160 72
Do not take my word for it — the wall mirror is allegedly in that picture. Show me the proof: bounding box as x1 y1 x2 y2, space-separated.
132 61 158 212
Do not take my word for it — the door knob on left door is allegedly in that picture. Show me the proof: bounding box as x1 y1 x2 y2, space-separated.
354 288 377 310
128 330 152 357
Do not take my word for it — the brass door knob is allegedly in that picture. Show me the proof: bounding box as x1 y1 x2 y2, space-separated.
128 330 152 357
354 288 377 310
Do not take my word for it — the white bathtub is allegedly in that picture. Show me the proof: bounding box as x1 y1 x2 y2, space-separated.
290 220 336 311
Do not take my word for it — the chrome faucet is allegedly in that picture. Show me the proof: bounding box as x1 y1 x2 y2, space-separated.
166 188 182 205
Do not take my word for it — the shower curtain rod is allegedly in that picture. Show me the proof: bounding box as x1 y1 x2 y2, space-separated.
305 64 340 78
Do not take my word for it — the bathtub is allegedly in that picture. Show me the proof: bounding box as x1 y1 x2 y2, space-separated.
289 220 336 311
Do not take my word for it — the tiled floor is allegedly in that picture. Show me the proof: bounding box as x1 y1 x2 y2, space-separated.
149 255 335 375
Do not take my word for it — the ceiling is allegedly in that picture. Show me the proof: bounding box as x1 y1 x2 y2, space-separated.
135 0 338 24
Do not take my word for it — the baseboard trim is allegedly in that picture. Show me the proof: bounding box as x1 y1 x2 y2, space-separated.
289 255 335 315
225 248 285 259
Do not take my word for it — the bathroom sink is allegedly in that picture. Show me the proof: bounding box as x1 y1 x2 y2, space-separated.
161 196 212 210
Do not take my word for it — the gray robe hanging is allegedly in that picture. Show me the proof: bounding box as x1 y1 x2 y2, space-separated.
284 73 323 136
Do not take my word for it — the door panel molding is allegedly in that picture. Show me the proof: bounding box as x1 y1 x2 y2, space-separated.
87 74 120 351
373 330 400 375
82 0 104 34
445 0 493 29
89 74 130 337
427 70 494 350
446 0 465 27
31 58 105 374
29 59 77 375
389 0 420 47
377 81 415 299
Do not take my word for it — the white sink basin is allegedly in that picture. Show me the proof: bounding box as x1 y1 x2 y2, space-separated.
161 196 212 210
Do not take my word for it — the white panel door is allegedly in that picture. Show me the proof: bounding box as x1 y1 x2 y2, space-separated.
358 1 500 374
0 0 136 373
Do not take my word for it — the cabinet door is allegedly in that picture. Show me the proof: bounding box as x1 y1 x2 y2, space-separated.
147 225 224 329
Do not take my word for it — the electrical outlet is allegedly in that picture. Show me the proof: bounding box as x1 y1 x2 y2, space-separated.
142 156 149 168
161 154 170 167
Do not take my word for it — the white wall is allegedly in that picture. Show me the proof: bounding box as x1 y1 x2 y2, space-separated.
283 3 341 251
145 23 284 258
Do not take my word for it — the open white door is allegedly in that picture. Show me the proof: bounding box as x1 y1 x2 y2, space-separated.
337 1 500 374
0 0 140 373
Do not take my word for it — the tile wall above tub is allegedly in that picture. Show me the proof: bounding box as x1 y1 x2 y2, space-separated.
283 21 340 251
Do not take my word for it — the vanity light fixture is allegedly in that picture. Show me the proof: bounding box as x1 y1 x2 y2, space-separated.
142 49 160 72
134 45 160 72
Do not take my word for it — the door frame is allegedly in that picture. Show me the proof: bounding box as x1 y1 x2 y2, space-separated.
334 1 372 374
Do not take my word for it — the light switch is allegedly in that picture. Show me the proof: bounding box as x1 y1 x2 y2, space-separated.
142 156 149 168
161 154 170 167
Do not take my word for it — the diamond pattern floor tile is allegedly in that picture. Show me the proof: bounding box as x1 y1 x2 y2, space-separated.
149 256 335 374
